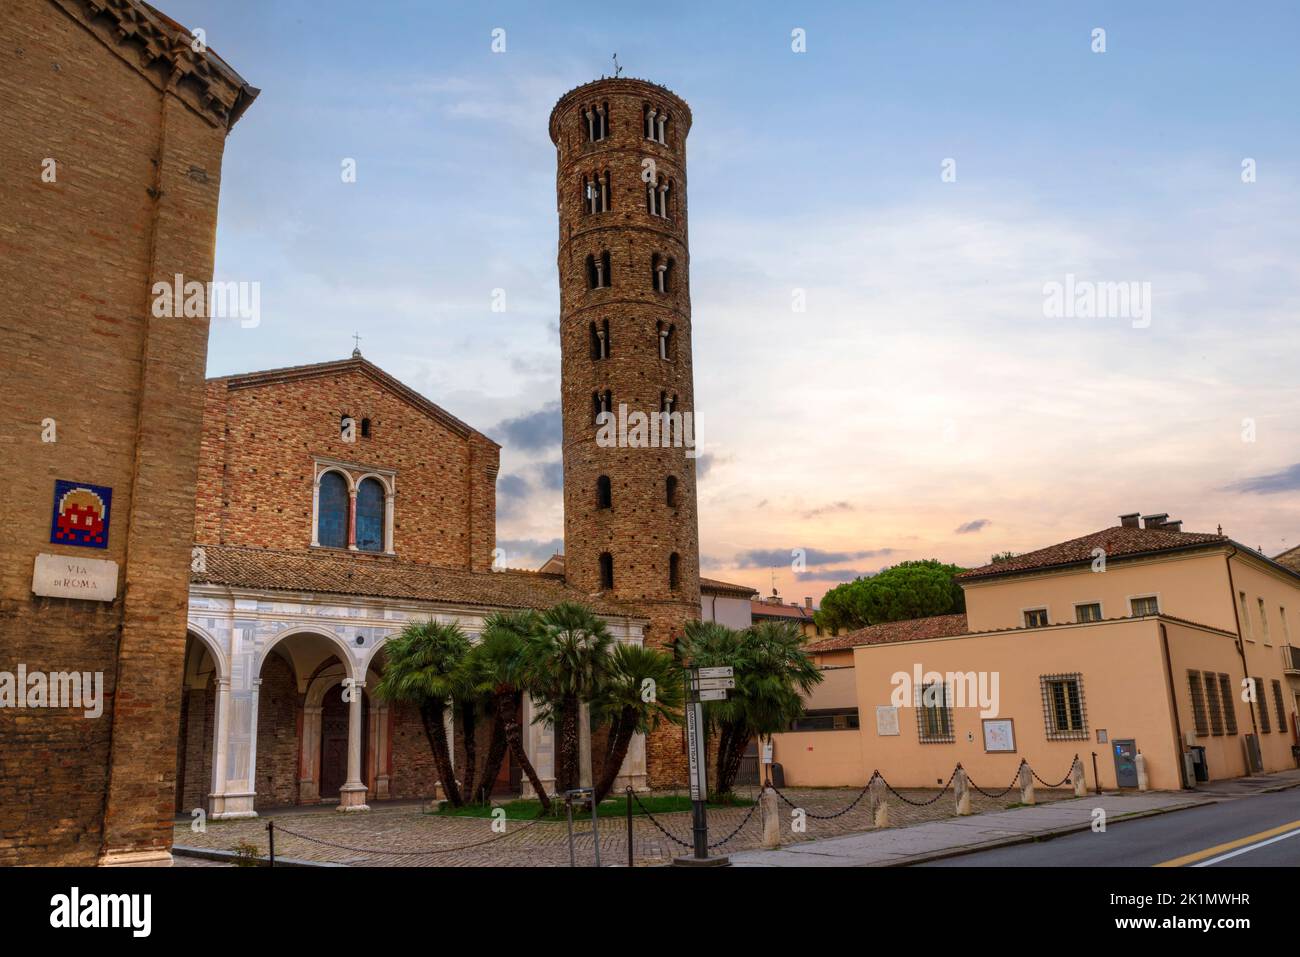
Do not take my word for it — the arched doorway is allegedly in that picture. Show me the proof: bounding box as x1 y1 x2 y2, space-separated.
176 632 220 815
318 677 368 801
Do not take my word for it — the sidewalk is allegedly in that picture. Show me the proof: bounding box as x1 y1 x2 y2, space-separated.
729 792 1203 867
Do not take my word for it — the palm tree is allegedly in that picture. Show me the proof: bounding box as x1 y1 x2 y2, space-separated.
519 602 614 793
473 610 552 813
590 643 683 803
678 619 822 797
372 619 470 806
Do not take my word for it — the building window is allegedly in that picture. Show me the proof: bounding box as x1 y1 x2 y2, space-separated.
1130 595 1160 616
669 552 681 590
1253 677 1271 733
665 475 678 507
596 475 612 509
1217 673 1238 734
355 477 385 552
1075 603 1102 623
583 170 610 214
1024 608 1048 628
1258 598 1270 643
1271 680 1287 734
590 319 609 360
360 417 371 439
643 104 668 144
586 251 611 289
1203 670 1224 735
592 389 612 425
916 681 954 743
651 254 673 293
646 175 671 218
1188 671 1209 736
599 552 614 590
659 391 678 416
1041 673 1087 740
340 414 354 441
790 709 860 732
1238 591 1251 637
658 322 675 360
317 471 349 549
584 101 608 142
1281 606 1291 644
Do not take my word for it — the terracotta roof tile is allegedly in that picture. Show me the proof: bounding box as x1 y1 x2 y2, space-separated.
958 525 1226 581
751 600 815 621
1275 545 1300 574
700 577 757 598
191 544 642 617
807 613 969 652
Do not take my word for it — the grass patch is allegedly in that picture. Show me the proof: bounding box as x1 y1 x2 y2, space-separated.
435 794 753 820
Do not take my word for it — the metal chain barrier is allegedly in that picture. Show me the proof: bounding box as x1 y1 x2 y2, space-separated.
270 809 548 859
707 800 759 848
879 765 960 806
1031 755 1079 789
627 789 693 848
771 775 875 819
966 760 1026 799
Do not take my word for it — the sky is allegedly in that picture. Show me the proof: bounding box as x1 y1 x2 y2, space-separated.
173 0 1300 603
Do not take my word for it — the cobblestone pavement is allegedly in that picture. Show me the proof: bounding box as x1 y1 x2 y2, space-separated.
173 782 1074 867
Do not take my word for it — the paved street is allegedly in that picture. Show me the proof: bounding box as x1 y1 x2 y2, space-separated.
924 785 1300 867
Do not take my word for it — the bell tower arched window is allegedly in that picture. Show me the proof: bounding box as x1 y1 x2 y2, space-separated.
590 319 610 360
652 254 674 293
669 552 681 590
658 322 675 361
665 475 678 507
584 101 609 142
599 552 614 589
587 251 611 289
355 477 385 552
584 170 610 214
596 475 612 509
317 471 349 549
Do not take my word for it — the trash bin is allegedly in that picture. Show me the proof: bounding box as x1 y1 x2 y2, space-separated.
1189 745 1208 782
770 762 785 789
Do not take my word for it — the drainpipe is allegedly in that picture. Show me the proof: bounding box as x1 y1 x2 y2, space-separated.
1158 622 1190 789
1224 547 1261 738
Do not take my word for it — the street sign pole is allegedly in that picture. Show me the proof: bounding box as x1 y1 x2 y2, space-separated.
673 665 734 867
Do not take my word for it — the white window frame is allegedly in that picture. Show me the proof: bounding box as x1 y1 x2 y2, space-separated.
1073 601 1104 623
1128 593 1161 617
1022 606 1050 629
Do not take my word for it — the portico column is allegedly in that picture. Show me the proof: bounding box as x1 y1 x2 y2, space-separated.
347 489 358 551
338 679 369 811
207 677 231 817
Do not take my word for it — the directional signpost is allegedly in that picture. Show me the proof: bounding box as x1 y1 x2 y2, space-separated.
674 664 735 867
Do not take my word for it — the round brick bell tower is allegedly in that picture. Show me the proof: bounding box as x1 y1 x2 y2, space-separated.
550 78 700 786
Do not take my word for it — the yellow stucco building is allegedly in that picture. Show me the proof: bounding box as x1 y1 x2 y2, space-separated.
773 513 1300 792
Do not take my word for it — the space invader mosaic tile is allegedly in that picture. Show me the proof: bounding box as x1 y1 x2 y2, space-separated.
49 479 112 549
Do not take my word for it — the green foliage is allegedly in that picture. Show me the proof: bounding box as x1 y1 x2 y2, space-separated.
518 601 615 725
813 559 967 635
989 550 1020 565
592 643 684 736
372 619 471 706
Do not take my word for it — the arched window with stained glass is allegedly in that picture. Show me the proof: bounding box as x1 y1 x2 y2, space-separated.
317 471 349 548
355 477 386 552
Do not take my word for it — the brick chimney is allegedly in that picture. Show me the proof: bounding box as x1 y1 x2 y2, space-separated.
804 596 813 610
1119 513 1141 528
1142 513 1169 530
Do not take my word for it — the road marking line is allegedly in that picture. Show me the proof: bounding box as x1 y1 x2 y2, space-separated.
1155 819 1300 867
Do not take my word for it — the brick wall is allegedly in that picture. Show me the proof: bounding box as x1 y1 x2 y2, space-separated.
551 79 702 787
254 654 300 809
195 365 499 571
0 0 252 864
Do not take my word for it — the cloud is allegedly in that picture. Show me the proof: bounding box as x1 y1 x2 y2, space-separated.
736 547 894 568
538 459 564 490
955 519 992 534
694 452 715 479
493 402 561 453
802 501 854 520
794 568 878 583
496 537 564 569
1225 464 1300 494
498 473 529 499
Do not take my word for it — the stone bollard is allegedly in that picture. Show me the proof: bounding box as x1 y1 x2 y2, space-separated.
1018 762 1035 805
760 787 781 849
1072 757 1087 798
870 776 889 828
1135 752 1149 792
954 767 972 816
